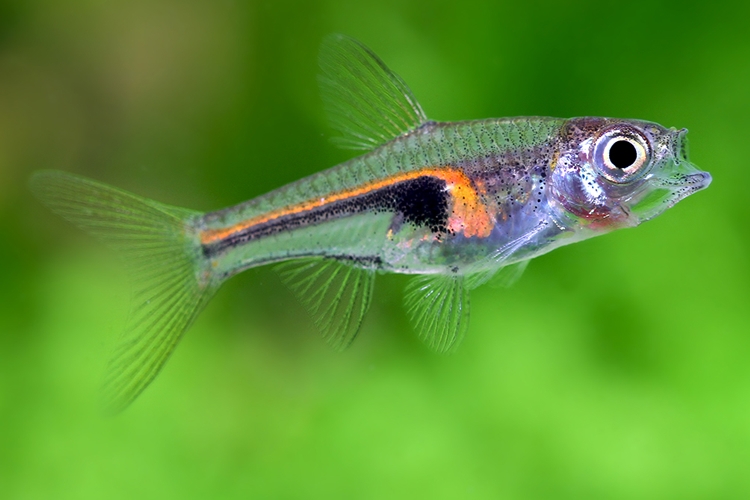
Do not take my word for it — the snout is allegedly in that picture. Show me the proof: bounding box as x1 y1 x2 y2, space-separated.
689 171 712 190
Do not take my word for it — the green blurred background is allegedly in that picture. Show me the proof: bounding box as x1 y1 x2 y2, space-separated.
2 0 749 498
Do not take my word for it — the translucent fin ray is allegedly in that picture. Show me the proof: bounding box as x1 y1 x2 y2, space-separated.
486 260 530 289
276 257 375 350
30 171 217 413
404 274 470 353
318 34 428 150
465 221 549 290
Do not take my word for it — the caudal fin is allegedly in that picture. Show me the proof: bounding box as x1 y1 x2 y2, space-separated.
31 171 218 413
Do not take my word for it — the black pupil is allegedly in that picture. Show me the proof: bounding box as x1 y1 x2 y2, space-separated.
608 140 637 169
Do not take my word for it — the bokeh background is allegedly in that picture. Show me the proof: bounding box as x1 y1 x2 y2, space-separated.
2 0 749 498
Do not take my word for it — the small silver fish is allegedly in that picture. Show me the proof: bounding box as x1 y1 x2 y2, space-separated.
31 34 711 412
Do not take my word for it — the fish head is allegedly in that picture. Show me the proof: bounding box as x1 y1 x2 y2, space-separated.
549 117 711 230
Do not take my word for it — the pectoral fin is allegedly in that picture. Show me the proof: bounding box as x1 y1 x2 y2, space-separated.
485 260 530 288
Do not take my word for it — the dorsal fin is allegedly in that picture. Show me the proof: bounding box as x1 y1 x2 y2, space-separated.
318 34 428 150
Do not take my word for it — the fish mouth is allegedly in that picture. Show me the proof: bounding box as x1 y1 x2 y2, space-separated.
689 170 712 189
657 170 712 200
661 171 711 210
627 127 712 223
630 169 711 222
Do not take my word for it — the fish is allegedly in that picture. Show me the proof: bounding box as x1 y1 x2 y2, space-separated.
30 34 712 412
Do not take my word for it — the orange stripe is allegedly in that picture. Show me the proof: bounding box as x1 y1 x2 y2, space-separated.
200 167 494 244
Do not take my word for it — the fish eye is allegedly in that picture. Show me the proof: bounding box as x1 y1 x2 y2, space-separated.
608 140 637 169
593 127 651 183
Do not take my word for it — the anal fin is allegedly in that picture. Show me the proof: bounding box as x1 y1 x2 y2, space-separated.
276 258 375 350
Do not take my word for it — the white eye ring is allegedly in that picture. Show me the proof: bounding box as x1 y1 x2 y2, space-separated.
593 127 651 183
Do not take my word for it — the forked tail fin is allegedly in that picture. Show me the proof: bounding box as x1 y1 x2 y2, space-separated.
31 171 219 413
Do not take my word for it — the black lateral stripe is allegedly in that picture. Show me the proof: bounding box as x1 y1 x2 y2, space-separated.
203 175 450 257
